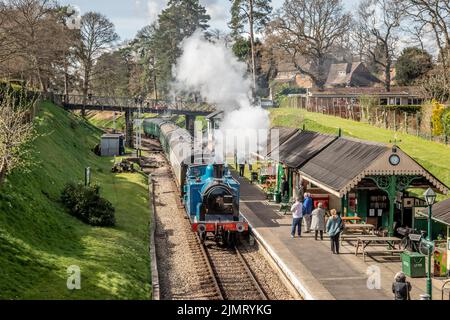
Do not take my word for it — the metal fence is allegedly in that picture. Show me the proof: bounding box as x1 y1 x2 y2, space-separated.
55 94 216 113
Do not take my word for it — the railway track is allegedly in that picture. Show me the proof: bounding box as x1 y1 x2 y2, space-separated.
202 241 268 300
145 136 271 300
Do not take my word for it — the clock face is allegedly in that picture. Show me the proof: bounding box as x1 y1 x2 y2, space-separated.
389 154 401 166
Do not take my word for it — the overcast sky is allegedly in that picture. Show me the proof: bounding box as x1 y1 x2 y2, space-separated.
60 0 359 41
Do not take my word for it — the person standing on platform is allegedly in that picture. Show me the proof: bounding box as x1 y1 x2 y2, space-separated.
290 198 303 238
281 176 289 200
311 202 325 240
392 272 412 300
326 209 343 254
303 193 313 233
239 162 245 177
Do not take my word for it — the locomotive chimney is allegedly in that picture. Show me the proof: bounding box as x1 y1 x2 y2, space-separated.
213 164 224 179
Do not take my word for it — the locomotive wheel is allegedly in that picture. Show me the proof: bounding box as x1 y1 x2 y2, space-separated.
199 231 206 243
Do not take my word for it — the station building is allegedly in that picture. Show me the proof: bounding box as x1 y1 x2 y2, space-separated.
265 128 449 238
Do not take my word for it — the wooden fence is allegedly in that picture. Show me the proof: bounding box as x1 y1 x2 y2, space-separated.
284 96 449 145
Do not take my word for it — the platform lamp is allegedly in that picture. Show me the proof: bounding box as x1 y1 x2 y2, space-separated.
423 187 437 300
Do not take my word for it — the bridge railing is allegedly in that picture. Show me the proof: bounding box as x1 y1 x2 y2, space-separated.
59 94 216 112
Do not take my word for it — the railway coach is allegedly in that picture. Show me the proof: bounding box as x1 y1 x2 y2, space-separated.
143 118 249 245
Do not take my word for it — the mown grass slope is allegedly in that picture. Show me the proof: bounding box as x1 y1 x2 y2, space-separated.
270 108 450 199
0 102 151 299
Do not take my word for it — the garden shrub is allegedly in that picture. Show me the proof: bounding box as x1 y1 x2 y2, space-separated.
61 182 116 227
431 100 446 136
443 108 450 136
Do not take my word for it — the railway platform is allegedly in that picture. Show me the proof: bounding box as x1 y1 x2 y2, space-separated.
235 174 446 300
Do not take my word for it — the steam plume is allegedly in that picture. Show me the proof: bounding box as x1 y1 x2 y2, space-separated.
172 31 269 164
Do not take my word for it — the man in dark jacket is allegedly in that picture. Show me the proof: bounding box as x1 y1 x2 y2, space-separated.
239 163 245 177
392 272 412 300
281 176 289 200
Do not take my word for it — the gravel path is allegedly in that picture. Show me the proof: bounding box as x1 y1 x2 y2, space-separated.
238 242 297 300
146 151 219 300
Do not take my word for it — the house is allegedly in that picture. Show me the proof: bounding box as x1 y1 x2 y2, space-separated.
284 86 424 114
273 61 381 93
325 62 381 88
273 62 314 89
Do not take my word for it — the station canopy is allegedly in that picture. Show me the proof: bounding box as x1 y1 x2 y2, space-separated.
268 131 337 168
432 198 450 226
267 129 449 198
265 127 299 156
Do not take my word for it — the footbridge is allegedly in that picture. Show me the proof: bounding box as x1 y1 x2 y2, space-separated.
55 94 216 147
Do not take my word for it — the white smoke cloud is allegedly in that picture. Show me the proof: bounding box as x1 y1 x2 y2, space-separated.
173 31 253 110
172 31 270 164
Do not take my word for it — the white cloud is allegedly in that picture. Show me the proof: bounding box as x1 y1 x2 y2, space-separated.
147 0 169 24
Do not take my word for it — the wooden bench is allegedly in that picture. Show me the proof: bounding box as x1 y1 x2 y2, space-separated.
280 201 293 215
362 249 405 262
340 234 378 247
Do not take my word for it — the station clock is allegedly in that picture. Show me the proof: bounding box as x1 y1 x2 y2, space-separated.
389 154 401 166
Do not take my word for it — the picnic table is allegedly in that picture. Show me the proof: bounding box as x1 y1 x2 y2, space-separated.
338 222 375 246
355 236 404 262
343 223 376 235
341 216 362 224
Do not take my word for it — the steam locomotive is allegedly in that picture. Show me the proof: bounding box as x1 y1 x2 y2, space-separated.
144 118 248 244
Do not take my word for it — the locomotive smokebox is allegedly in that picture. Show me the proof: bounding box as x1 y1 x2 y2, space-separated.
213 164 224 179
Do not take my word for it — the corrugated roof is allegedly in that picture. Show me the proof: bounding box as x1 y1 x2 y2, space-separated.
432 198 450 226
299 137 388 192
266 127 299 155
205 110 224 120
270 131 337 168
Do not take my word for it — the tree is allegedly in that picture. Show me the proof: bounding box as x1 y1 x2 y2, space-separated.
92 49 131 97
405 1 450 101
418 67 450 102
266 0 352 89
229 0 272 95
75 12 119 116
148 0 210 96
395 47 433 86
355 0 404 92
130 24 159 99
0 0 75 92
406 0 450 69
0 88 36 185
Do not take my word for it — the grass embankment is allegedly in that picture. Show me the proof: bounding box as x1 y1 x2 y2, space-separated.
270 108 450 199
0 102 151 299
85 111 126 132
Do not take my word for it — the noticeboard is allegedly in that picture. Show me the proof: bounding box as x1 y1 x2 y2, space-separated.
413 206 427 220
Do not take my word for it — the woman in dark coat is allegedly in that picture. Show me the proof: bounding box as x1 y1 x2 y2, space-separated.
392 272 412 300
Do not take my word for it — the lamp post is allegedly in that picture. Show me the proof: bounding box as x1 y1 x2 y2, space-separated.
423 188 437 300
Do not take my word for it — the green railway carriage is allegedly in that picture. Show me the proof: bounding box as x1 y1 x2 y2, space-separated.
144 118 193 191
143 118 168 139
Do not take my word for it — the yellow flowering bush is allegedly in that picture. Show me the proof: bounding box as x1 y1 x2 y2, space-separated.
431 99 446 136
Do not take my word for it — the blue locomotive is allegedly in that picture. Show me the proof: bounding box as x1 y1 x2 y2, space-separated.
144 118 248 244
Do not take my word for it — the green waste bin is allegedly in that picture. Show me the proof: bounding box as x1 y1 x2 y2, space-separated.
274 192 282 203
259 176 268 184
401 251 426 278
